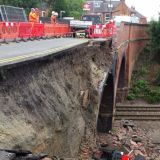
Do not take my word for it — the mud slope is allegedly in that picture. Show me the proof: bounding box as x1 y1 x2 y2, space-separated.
0 43 113 157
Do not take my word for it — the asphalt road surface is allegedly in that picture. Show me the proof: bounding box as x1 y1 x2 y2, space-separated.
0 38 89 67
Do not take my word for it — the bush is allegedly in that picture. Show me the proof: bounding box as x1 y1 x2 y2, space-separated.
148 20 160 55
127 80 148 100
128 78 160 103
127 92 136 100
135 80 148 89
145 89 160 104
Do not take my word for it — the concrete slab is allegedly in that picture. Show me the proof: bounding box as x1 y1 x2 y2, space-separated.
0 38 89 68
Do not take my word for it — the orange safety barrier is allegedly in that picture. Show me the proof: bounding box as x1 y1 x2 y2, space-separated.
31 23 44 38
45 23 71 38
0 22 3 40
61 24 71 36
44 23 55 38
19 22 32 39
54 24 62 37
0 22 19 41
0 21 71 42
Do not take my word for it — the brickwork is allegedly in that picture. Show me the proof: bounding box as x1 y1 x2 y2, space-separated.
113 2 131 17
115 22 149 102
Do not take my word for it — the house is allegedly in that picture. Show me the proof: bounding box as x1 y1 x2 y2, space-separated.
85 0 147 24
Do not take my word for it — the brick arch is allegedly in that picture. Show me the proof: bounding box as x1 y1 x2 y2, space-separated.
97 73 114 133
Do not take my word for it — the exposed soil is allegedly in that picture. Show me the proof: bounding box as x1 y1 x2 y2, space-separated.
0 42 113 158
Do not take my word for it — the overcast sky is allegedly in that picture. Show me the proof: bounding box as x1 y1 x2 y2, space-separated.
125 0 160 21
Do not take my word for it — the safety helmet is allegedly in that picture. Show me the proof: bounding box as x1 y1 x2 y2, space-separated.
52 11 55 15
54 12 58 16
110 19 114 23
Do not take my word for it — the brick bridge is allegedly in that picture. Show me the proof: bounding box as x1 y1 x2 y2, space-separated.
0 22 149 155
97 22 148 132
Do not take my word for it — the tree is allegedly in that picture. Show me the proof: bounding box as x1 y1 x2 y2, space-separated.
148 20 160 55
42 0 56 9
52 0 67 16
53 0 84 19
66 0 84 19
0 0 39 14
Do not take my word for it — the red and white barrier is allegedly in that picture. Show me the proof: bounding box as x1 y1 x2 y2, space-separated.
88 21 117 38
0 22 19 41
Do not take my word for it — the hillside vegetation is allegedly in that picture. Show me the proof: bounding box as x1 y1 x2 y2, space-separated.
127 20 160 104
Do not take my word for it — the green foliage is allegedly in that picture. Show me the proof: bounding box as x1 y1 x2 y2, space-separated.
145 88 160 104
66 0 84 18
53 0 67 16
127 92 136 100
127 80 149 101
53 0 85 19
135 80 148 90
133 66 147 78
148 20 160 55
0 0 39 14
127 64 160 103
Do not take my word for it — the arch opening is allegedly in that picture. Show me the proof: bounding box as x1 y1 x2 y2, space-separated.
116 56 127 103
118 57 126 88
97 73 114 133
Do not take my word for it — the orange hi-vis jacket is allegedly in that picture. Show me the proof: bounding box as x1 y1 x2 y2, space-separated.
29 12 37 22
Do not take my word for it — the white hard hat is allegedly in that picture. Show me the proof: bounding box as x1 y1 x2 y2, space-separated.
54 12 58 16
52 11 55 15
110 19 114 23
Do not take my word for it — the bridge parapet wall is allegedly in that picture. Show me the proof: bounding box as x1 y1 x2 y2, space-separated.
116 22 148 48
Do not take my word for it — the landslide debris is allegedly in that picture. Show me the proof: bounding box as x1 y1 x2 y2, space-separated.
0 42 113 158
96 120 160 160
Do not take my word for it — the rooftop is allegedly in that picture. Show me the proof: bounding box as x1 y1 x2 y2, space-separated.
86 0 146 18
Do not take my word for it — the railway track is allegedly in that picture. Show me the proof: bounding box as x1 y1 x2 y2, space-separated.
114 103 160 121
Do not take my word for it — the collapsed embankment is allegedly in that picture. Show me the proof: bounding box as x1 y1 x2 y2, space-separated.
0 42 113 158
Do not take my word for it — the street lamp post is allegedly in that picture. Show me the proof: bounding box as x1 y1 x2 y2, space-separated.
60 11 65 19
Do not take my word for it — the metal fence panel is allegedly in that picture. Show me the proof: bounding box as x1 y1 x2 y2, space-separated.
0 5 27 22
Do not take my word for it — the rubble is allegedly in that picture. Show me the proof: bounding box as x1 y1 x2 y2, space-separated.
0 150 48 160
1 120 160 160
134 154 145 160
95 120 160 160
